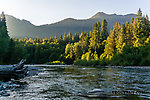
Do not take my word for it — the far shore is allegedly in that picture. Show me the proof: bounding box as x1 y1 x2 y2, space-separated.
24 64 72 67
27 64 150 69
0 64 150 68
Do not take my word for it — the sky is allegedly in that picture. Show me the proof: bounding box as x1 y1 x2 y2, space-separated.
0 0 150 25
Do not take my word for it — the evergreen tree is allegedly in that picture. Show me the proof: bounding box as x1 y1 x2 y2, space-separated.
74 42 82 59
0 12 9 39
101 19 108 40
93 51 99 60
79 32 84 40
89 22 101 53
63 32 67 41
137 8 142 17
74 32 79 42
65 43 74 60
133 9 150 46
116 24 126 53
125 21 132 45
60 34 63 40
0 12 10 64
68 32 72 42
100 28 115 60
130 18 135 24
34 37 40 43
50 36 54 42
54 35 58 43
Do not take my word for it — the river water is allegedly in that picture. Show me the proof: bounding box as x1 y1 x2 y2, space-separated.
0 65 150 100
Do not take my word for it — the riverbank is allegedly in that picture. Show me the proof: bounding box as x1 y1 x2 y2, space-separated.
1 64 150 69
25 64 72 67
96 65 150 68
26 64 150 68
73 59 150 68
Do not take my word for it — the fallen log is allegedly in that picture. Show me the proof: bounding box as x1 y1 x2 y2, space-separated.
0 59 28 80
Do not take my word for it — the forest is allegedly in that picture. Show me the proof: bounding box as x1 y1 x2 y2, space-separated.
0 9 150 66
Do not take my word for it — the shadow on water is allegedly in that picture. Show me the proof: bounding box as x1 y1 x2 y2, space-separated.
0 65 150 100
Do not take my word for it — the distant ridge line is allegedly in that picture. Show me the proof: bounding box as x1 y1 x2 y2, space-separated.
6 12 136 39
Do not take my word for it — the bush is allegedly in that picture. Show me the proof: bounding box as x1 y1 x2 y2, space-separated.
110 45 150 66
46 61 65 65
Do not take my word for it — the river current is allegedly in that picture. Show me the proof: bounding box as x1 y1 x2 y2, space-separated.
0 65 150 100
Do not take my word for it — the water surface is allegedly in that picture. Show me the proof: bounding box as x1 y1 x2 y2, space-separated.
1 65 150 100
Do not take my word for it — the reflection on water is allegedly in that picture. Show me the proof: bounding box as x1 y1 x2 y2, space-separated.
1 66 150 100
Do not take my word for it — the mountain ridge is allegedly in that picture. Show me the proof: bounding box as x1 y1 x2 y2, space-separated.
6 12 137 39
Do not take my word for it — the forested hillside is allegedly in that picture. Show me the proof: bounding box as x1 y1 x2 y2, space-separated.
0 9 150 66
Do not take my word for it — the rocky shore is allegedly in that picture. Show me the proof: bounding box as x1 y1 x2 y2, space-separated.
0 81 21 97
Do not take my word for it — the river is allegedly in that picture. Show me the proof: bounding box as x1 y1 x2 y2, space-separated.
0 65 150 100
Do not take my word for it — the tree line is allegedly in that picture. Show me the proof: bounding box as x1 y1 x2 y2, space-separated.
0 9 150 66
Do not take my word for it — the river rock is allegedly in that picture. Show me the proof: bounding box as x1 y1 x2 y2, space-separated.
87 89 104 94
1 90 10 96
85 89 110 98
12 84 20 88
0 86 5 91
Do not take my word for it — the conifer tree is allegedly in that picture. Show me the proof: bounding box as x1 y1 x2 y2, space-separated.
0 12 10 64
50 36 54 42
34 37 40 43
100 28 115 60
101 19 108 40
116 24 125 53
63 32 67 41
79 32 84 40
0 12 9 38
125 21 132 45
74 42 82 59
74 32 79 42
54 35 58 43
89 22 101 53
133 9 150 46
60 34 63 40
137 8 142 17
68 32 72 42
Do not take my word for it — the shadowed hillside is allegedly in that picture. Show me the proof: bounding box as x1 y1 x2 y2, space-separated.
6 12 136 39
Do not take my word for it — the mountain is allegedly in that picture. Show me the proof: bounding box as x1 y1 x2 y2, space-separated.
6 12 136 39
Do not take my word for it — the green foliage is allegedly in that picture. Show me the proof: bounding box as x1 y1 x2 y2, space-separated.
0 38 9 64
137 8 142 17
89 21 102 53
100 28 115 60
46 61 65 65
0 12 10 64
1 9 150 66
101 19 108 40
81 51 93 61
73 42 82 59
110 45 150 66
132 9 150 47
115 24 126 53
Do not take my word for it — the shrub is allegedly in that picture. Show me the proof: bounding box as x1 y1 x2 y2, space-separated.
46 61 65 65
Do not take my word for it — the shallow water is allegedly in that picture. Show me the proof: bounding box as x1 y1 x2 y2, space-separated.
0 65 150 100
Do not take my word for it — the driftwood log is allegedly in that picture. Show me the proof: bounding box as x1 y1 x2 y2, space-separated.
0 59 28 80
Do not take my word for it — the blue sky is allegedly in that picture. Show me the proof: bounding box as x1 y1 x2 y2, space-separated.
0 0 149 25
